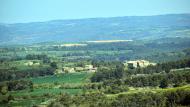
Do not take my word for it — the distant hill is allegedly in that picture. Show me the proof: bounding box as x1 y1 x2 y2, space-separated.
0 14 190 44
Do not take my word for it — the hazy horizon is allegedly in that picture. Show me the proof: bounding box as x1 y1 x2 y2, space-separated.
0 13 189 24
1 0 190 23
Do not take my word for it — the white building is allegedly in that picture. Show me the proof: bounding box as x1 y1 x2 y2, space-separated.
124 60 156 69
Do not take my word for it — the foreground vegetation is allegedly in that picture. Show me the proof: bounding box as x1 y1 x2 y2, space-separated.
48 85 190 107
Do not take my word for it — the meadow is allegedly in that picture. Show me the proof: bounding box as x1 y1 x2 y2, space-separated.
30 72 92 84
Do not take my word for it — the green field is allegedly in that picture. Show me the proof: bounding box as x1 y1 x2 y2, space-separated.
4 72 93 107
30 72 93 84
19 72 93 96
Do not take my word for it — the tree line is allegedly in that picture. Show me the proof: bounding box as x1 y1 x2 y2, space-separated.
0 67 54 82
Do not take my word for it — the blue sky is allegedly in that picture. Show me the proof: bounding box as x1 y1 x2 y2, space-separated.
0 0 190 23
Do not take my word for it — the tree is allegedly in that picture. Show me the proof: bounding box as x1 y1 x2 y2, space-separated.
159 78 169 88
0 85 8 95
50 62 58 69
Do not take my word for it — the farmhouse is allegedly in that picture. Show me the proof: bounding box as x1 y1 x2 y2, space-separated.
24 61 40 66
85 65 93 70
124 60 156 69
61 64 97 73
24 61 33 66
55 69 63 74
85 64 97 72
75 67 84 72
62 67 75 73
87 67 97 72
33 62 40 66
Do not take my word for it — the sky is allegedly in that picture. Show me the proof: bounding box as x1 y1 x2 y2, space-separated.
0 0 190 23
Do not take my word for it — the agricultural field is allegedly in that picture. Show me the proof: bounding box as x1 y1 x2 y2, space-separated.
0 72 92 106
30 72 92 84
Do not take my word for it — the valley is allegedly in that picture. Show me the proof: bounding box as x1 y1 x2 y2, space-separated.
0 14 190 107
0 37 190 106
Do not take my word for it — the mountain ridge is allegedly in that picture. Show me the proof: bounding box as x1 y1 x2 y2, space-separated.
0 14 190 45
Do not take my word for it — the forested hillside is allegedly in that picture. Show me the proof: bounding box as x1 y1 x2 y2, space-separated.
1 14 190 44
